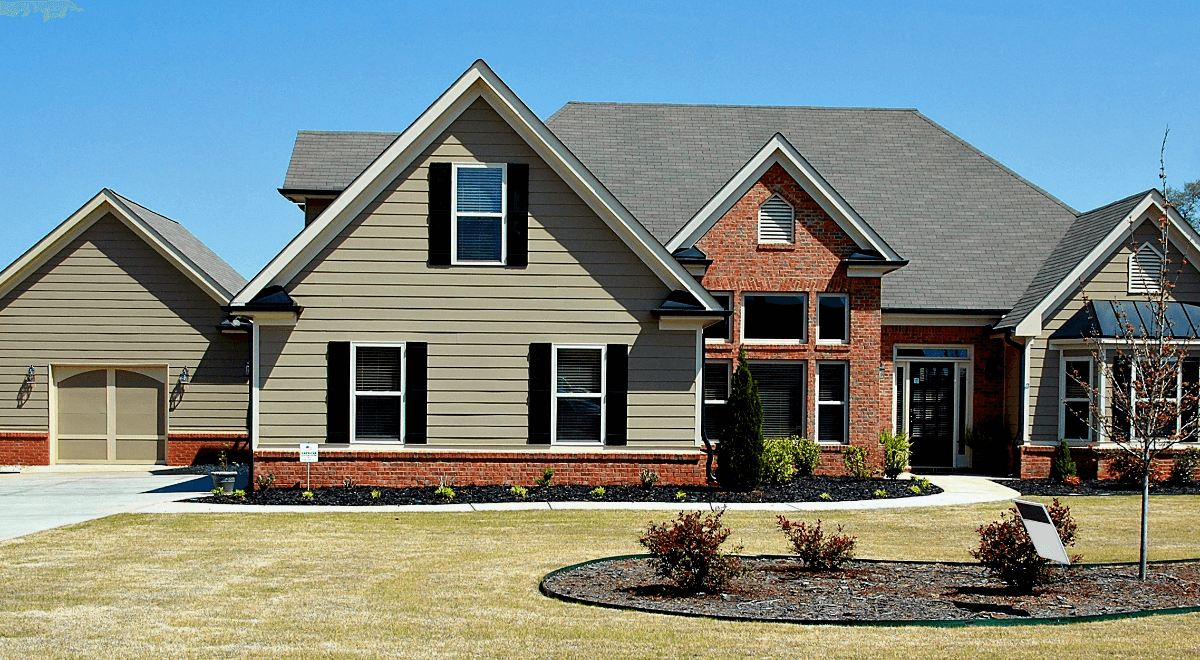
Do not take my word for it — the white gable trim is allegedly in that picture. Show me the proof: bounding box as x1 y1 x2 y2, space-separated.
0 190 232 304
231 60 721 312
664 133 902 261
1014 191 1200 337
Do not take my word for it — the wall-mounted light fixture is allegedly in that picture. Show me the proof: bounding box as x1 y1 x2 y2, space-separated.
179 366 189 387
24 366 35 385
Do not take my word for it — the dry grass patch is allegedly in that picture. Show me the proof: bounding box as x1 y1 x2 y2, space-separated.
0 497 1197 659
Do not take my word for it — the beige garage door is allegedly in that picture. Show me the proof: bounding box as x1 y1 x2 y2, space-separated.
54 366 167 464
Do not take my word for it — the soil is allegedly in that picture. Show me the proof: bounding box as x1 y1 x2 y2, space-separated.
541 557 1200 623
1002 478 1200 497
194 476 942 506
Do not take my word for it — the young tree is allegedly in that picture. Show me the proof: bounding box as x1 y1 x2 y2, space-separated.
716 347 764 490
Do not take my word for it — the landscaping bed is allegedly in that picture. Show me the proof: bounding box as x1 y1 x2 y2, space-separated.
196 476 942 506
541 556 1200 623
1003 478 1200 497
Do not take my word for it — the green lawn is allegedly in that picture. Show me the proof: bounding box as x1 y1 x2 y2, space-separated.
1 496 1198 659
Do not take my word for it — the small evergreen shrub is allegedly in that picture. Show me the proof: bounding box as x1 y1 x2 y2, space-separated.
1049 439 1077 481
535 468 555 487
638 510 744 593
590 486 606 498
776 517 856 570
510 485 528 499
971 498 1080 591
639 469 660 487
842 446 870 480
435 485 455 500
794 436 821 476
761 437 799 484
879 430 912 479
1173 448 1200 484
716 348 765 491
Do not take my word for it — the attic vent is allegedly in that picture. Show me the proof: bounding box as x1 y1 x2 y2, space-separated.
1129 243 1163 293
758 195 794 243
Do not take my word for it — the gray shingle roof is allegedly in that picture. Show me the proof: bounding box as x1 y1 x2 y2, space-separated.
107 190 247 299
996 190 1149 329
281 131 399 192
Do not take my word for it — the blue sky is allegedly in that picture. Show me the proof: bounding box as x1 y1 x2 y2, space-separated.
2 0 1197 280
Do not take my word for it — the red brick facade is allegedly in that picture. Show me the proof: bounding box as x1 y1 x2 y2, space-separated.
1016 444 1194 481
166 433 250 466
252 449 708 489
0 432 49 466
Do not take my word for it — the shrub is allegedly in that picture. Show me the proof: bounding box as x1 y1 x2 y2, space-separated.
879 430 912 479
510 485 528 499
1107 451 1146 484
535 468 555 487
638 510 744 593
639 469 660 487
872 489 887 499
794 436 821 476
435 485 455 500
342 476 357 488
675 490 687 501
1063 475 1081 488
909 485 921 494
819 492 832 501
1050 439 1077 481
254 473 275 491
776 517 856 570
371 489 382 499
232 489 246 499
301 490 314 500
761 437 798 484
590 486 606 498
913 477 933 491
970 498 1080 590
716 348 764 491
211 487 223 496
1172 448 1200 484
842 446 870 480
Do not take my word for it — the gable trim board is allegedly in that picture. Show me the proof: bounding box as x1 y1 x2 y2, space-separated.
0 189 239 305
664 133 905 268
230 60 721 315
1012 190 1200 338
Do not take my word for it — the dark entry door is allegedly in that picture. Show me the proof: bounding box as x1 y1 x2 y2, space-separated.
909 362 954 467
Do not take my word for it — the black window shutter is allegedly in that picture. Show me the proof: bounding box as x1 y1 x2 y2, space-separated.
606 344 628 446
507 163 529 267
428 163 451 266
326 341 350 443
405 342 428 444
528 343 551 444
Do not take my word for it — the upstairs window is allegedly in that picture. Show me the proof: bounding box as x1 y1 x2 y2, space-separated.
743 293 806 343
703 293 732 342
1129 242 1163 293
453 163 506 264
817 294 849 343
758 195 794 243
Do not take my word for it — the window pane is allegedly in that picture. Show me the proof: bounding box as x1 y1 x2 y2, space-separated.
557 349 601 393
703 294 731 340
1183 357 1200 438
894 366 905 432
744 295 805 341
1064 401 1089 440
1064 360 1090 399
456 167 503 213
556 398 601 443
818 403 846 443
456 216 503 262
818 363 846 402
703 403 726 442
356 347 402 392
896 348 969 359
751 362 805 437
704 362 729 402
818 296 847 341
356 396 400 440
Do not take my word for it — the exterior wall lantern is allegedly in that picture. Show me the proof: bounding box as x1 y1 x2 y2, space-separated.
179 366 189 387
24 366 35 385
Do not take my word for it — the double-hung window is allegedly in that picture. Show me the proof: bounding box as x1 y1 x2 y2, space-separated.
752 361 806 437
1126 356 1200 440
703 293 732 342
703 361 731 441
816 362 849 444
553 345 606 444
817 294 849 343
743 293 806 343
1061 358 1092 442
350 343 405 443
452 163 506 264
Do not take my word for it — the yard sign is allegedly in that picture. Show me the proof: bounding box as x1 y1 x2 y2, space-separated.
1013 499 1071 564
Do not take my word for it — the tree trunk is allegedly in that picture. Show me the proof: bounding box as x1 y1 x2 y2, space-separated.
1139 465 1150 580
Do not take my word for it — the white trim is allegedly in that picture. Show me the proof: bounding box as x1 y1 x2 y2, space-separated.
1014 191 1200 337
251 322 260 450
230 60 721 314
814 361 849 444
1058 353 1093 442
550 344 607 446
882 313 1001 327
757 194 795 243
891 344 974 465
741 292 807 344
450 162 507 266
846 263 906 278
0 190 233 305
816 293 850 344
349 342 406 444
1022 337 1033 444
664 133 901 262
694 329 704 446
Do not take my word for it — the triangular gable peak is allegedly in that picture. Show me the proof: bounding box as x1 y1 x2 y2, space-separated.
231 60 721 312
1014 190 1200 337
0 189 236 304
664 133 904 270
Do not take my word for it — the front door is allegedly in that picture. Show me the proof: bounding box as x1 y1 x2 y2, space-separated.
908 362 954 468
54 366 166 464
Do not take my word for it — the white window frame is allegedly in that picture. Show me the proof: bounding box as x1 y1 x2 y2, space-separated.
758 194 795 243
451 162 507 266
815 361 849 445
1059 354 1093 443
1129 355 1182 442
891 344 974 467
750 359 807 438
1128 241 1163 294
741 292 807 345
704 292 733 343
551 343 607 445
816 293 850 344
349 342 406 444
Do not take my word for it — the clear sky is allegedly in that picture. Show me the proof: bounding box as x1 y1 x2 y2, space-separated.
2 0 1197 280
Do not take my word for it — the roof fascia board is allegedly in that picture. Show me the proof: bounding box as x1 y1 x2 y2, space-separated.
1014 192 1200 337
665 134 902 262
233 61 720 312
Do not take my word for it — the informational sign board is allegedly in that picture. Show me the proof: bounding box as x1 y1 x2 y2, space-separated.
299 443 319 463
1013 499 1071 565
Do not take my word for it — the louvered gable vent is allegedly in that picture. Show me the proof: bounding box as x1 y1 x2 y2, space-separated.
1129 243 1163 293
758 195 794 243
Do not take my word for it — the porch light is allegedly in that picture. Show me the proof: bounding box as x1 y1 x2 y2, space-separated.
24 366 35 384
179 366 189 386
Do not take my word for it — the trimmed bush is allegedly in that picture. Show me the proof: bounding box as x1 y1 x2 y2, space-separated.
880 430 912 479
970 498 1080 591
1173 448 1200 484
716 348 764 491
776 517 856 570
639 510 744 593
1050 439 1077 481
842 446 870 480
761 437 798 484
794 436 821 476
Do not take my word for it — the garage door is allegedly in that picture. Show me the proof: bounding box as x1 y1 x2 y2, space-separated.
54 366 167 464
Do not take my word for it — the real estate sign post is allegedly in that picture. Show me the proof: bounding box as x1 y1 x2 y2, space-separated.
300 443 318 491
1014 499 1071 564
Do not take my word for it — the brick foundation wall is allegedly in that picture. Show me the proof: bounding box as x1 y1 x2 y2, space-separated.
167 434 250 466
252 450 708 489
0 432 49 466
1017 444 1194 480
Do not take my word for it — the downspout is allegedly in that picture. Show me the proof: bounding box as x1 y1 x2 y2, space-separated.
1002 330 1027 477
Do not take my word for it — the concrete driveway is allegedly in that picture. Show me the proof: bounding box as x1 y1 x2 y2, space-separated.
0 467 244 542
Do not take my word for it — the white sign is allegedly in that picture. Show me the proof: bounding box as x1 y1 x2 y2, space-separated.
299 443 319 463
1013 499 1071 565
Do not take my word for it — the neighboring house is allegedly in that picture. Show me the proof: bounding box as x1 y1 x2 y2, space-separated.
0 190 249 467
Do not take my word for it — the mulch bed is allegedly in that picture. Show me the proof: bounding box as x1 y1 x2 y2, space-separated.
542 556 1200 623
1002 478 1200 497
195 476 942 506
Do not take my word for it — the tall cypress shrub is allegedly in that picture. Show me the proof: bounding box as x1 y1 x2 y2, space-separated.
717 348 764 490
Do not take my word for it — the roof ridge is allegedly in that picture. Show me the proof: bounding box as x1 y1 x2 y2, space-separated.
557 101 920 112
105 189 181 226
1077 189 1155 217
295 129 401 136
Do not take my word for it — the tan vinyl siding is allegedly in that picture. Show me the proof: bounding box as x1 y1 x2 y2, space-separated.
258 97 698 447
0 212 248 434
1028 218 1200 443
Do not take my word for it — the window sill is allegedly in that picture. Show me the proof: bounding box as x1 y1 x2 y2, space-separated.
742 339 804 346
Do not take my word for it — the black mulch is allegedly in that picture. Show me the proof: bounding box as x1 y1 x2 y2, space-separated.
153 463 250 477
542 557 1200 622
194 476 942 506
1001 478 1200 497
